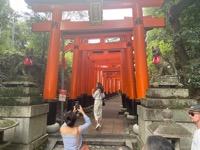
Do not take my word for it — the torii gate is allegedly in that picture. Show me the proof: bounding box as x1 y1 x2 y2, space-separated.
26 0 164 121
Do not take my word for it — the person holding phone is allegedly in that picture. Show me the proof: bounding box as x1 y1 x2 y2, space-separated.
92 82 105 130
60 105 91 150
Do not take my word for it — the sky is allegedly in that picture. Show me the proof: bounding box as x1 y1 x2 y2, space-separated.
9 0 132 20
9 0 32 13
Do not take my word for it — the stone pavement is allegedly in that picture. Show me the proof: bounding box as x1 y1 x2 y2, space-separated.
49 96 137 150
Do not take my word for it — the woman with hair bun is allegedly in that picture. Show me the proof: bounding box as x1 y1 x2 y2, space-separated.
60 105 91 150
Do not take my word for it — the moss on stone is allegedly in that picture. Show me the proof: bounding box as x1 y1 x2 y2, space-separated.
0 87 39 97
0 119 16 128
0 97 22 106
0 96 43 106
7 75 33 82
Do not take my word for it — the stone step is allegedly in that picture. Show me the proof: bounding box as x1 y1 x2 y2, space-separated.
53 144 132 150
52 134 137 150
59 134 136 145
89 145 133 150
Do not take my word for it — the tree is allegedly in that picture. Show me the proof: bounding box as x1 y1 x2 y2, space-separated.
0 0 13 52
168 0 198 67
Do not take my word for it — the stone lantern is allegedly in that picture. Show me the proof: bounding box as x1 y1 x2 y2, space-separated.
147 108 192 150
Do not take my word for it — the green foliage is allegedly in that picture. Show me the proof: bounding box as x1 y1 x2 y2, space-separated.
0 0 13 30
58 52 73 92
0 30 13 52
145 0 200 90
183 59 200 89
179 2 200 59
0 0 13 52
13 21 31 50
177 1 200 89
0 51 24 83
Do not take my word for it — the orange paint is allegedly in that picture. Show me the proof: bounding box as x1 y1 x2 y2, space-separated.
133 4 149 98
121 49 127 94
81 51 88 93
76 51 82 97
126 35 136 99
70 38 79 99
43 9 62 100
32 17 164 33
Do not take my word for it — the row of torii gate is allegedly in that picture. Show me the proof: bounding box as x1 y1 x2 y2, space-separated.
26 0 164 120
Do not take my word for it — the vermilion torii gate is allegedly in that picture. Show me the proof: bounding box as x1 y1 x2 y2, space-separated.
26 0 164 120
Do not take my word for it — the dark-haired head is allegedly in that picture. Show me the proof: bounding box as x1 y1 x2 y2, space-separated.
143 136 175 150
96 82 104 93
64 111 77 127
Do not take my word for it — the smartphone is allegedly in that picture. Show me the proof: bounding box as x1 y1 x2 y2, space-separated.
75 101 80 110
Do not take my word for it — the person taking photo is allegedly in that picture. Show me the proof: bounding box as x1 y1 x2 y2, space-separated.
60 105 91 150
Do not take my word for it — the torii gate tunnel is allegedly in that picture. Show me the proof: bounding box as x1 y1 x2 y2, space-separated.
26 0 164 120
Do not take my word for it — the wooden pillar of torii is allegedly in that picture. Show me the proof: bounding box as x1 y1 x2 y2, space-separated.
43 8 62 100
133 4 149 99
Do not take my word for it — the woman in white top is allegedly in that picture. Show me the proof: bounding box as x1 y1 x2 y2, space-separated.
92 82 105 130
